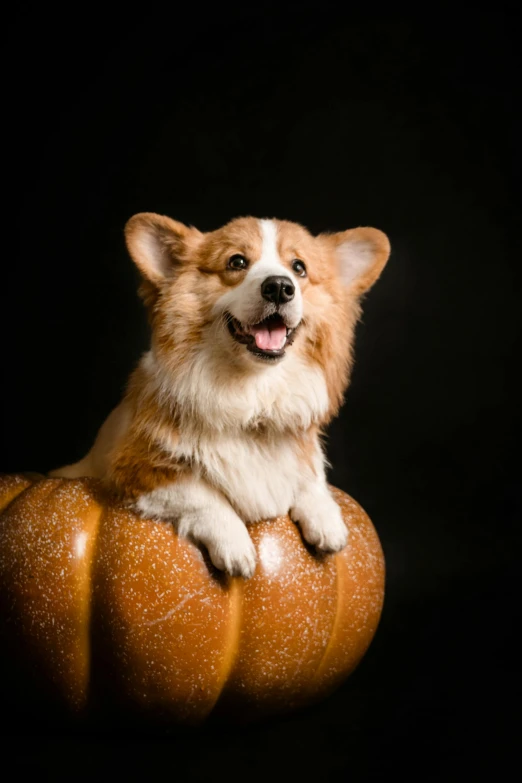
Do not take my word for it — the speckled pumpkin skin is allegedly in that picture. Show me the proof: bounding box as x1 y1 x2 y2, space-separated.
0 474 384 723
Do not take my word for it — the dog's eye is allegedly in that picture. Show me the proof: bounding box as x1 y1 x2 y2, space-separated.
292 259 307 277
228 254 249 270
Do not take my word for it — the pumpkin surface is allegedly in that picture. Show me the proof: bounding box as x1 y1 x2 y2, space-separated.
0 474 384 722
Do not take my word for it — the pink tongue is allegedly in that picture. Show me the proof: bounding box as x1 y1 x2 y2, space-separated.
251 324 287 351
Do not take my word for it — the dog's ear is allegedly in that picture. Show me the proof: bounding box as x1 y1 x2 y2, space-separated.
325 227 390 294
125 213 203 285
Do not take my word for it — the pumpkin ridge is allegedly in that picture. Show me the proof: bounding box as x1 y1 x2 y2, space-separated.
2 477 106 708
73 479 105 709
313 489 386 691
0 474 37 515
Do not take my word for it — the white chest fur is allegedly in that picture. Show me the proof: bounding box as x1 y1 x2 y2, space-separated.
171 428 314 523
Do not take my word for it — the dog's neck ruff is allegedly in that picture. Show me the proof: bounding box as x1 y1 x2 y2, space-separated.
141 349 329 434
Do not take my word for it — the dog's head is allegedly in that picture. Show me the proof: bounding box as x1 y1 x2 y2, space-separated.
125 213 390 430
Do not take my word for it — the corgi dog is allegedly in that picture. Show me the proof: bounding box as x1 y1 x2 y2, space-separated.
51 213 390 578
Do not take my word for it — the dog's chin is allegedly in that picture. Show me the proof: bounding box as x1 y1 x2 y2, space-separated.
226 312 300 363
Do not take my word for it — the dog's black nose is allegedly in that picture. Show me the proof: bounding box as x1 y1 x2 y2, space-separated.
261 276 295 305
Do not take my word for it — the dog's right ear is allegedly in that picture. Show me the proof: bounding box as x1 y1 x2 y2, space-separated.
125 213 203 285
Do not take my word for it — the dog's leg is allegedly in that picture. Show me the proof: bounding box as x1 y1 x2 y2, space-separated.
135 477 257 578
49 455 95 479
290 446 348 554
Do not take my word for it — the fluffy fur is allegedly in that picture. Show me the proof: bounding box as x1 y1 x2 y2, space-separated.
51 214 390 577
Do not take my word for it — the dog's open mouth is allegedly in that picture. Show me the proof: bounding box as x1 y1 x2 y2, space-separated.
226 313 298 361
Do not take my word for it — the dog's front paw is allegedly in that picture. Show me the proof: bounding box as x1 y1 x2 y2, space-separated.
178 510 257 579
291 491 348 554
207 530 257 579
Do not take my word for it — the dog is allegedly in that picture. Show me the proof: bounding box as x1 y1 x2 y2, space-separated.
51 213 390 578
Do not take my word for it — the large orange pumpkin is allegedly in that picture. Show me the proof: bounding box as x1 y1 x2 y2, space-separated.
0 474 384 723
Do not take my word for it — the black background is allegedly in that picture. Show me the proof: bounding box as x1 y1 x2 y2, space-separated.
1 2 520 780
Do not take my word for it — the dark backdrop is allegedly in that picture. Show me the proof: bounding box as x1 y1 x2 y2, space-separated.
1 2 520 780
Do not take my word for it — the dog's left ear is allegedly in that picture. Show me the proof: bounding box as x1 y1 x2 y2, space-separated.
325 227 391 294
